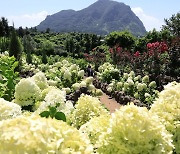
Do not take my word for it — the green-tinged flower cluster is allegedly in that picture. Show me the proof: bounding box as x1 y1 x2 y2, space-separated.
14 78 41 106
71 94 108 128
107 71 158 105
0 115 93 154
23 59 85 89
32 71 48 90
96 103 174 154
150 82 180 153
98 62 120 83
0 98 21 120
35 87 74 118
80 114 110 145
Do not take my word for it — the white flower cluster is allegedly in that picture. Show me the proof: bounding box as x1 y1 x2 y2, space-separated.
0 115 93 154
98 62 114 73
36 87 74 118
80 114 110 145
32 71 48 90
96 103 174 154
98 63 119 83
71 94 108 128
0 98 21 121
14 78 42 106
151 82 180 153
107 71 158 103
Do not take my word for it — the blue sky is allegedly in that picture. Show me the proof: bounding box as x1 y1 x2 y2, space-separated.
0 0 179 31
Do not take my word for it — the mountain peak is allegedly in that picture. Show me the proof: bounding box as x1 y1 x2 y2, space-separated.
37 0 146 36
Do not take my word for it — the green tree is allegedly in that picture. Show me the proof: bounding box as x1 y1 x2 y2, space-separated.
23 35 34 64
18 26 25 38
162 12 180 36
9 28 22 62
0 17 9 37
145 28 161 43
105 31 135 50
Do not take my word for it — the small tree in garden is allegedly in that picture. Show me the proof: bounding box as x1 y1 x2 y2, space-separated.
84 46 106 71
23 35 34 64
9 28 23 69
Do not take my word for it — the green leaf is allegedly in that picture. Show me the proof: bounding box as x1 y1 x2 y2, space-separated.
40 111 50 118
49 107 57 118
55 112 66 122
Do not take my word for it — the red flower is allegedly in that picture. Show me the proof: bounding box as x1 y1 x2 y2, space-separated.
155 42 160 48
116 47 122 53
134 51 140 57
151 43 155 48
147 43 152 49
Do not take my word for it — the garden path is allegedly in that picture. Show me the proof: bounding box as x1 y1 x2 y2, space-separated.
100 92 121 113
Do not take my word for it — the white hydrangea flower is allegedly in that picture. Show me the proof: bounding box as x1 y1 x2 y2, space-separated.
59 100 74 116
72 83 80 91
70 64 78 71
80 114 110 145
107 87 112 92
134 92 139 99
61 59 69 65
117 82 123 89
62 87 71 94
151 82 180 153
0 115 93 154
123 73 128 79
63 70 71 80
145 93 151 98
54 62 62 68
127 78 134 86
44 88 66 107
149 81 157 88
85 77 94 85
129 71 135 78
48 80 57 86
36 88 66 114
14 78 41 106
142 75 149 83
78 70 85 77
32 72 48 90
88 84 95 91
80 81 87 88
97 103 174 154
0 98 22 120
71 94 108 128
95 89 103 96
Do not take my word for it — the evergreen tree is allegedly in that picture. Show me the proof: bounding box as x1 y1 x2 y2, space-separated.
0 17 9 37
9 28 22 61
23 35 34 64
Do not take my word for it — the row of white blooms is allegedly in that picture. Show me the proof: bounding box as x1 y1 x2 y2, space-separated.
0 82 179 153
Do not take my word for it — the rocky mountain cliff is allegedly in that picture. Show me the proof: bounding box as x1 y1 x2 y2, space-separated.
37 0 146 36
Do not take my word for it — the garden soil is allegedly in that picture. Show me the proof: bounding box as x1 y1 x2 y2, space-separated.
100 92 121 113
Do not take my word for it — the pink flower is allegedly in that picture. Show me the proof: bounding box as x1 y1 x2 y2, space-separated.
116 47 122 53
155 42 160 48
147 43 152 49
134 51 140 57
151 43 155 48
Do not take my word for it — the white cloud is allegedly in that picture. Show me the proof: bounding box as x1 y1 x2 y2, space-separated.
7 11 48 28
132 7 164 31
